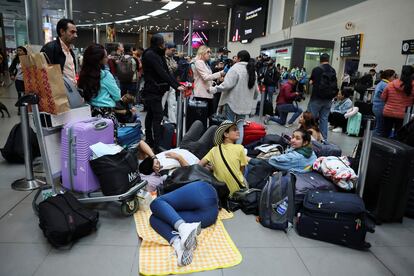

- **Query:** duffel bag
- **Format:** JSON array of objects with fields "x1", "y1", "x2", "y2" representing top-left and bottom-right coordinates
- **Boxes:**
[
  {"x1": 38, "y1": 193, "x2": 99, "y2": 247},
  {"x1": 242, "y1": 121, "x2": 266, "y2": 145},
  {"x1": 117, "y1": 124, "x2": 142, "y2": 148},
  {"x1": 90, "y1": 148, "x2": 141, "y2": 196},
  {"x1": 312, "y1": 140, "x2": 342, "y2": 157}
]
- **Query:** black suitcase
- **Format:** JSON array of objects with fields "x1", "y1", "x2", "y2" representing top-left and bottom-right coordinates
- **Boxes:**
[
  {"x1": 186, "y1": 100, "x2": 208, "y2": 130},
  {"x1": 209, "y1": 113, "x2": 226, "y2": 127},
  {"x1": 355, "y1": 101, "x2": 373, "y2": 116},
  {"x1": 296, "y1": 190, "x2": 373, "y2": 249},
  {"x1": 361, "y1": 137, "x2": 414, "y2": 223},
  {"x1": 159, "y1": 123, "x2": 175, "y2": 150},
  {"x1": 352, "y1": 136, "x2": 414, "y2": 222},
  {"x1": 38, "y1": 193, "x2": 99, "y2": 247}
]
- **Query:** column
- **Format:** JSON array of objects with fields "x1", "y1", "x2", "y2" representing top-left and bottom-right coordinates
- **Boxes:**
[
  {"x1": 142, "y1": 26, "x2": 148, "y2": 48},
  {"x1": 24, "y1": 0, "x2": 43, "y2": 45},
  {"x1": 187, "y1": 19, "x2": 193, "y2": 57},
  {"x1": 64, "y1": 0, "x2": 73, "y2": 19},
  {"x1": 95, "y1": 25, "x2": 100, "y2": 44}
]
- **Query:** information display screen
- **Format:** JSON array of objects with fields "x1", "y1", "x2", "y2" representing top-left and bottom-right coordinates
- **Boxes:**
[
  {"x1": 340, "y1": 34, "x2": 363, "y2": 57},
  {"x1": 230, "y1": 0, "x2": 268, "y2": 43}
]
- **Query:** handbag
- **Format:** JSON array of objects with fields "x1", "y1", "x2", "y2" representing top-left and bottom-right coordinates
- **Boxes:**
[{"x1": 219, "y1": 145, "x2": 261, "y2": 215}]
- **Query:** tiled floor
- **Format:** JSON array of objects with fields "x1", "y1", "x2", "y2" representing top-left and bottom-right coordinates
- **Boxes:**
[{"x1": 1, "y1": 85, "x2": 414, "y2": 276}]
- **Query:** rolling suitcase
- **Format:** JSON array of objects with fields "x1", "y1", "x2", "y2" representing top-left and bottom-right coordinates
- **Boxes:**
[
  {"x1": 346, "y1": 112, "x2": 362, "y2": 136},
  {"x1": 186, "y1": 100, "x2": 208, "y2": 130},
  {"x1": 242, "y1": 121, "x2": 266, "y2": 145},
  {"x1": 292, "y1": 118, "x2": 375, "y2": 249},
  {"x1": 61, "y1": 118, "x2": 114, "y2": 192}
]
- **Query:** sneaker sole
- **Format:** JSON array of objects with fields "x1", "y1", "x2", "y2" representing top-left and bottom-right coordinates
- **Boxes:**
[
  {"x1": 178, "y1": 247, "x2": 194, "y2": 266},
  {"x1": 183, "y1": 228, "x2": 197, "y2": 250}
]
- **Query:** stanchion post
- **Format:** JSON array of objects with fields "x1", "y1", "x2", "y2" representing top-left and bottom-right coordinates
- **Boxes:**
[
  {"x1": 357, "y1": 117, "x2": 373, "y2": 197},
  {"x1": 176, "y1": 90, "x2": 183, "y2": 146},
  {"x1": 259, "y1": 85, "x2": 265, "y2": 121}
]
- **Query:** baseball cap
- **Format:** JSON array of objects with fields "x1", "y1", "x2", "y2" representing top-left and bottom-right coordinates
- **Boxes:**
[
  {"x1": 218, "y1": 47, "x2": 231, "y2": 53},
  {"x1": 165, "y1": 42, "x2": 176, "y2": 49}
]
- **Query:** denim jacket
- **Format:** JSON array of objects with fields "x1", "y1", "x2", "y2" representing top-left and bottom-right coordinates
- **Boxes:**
[
  {"x1": 330, "y1": 98, "x2": 352, "y2": 114},
  {"x1": 268, "y1": 147, "x2": 317, "y2": 173}
]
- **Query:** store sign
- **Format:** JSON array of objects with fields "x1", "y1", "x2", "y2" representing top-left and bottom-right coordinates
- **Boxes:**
[
  {"x1": 363, "y1": 63, "x2": 377, "y2": 68},
  {"x1": 276, "y1": 48, "x2": 288, "y2": 53},
  {"x1": 340, "y1": 34, "x2": 363, "y2": 57},
  {"x1": 402, "y1": 39, "x2": 414, "y2": 55}
]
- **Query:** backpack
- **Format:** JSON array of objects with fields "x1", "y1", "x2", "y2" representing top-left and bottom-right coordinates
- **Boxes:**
[
  {"x1": 264, "y1": 68, "x2": 280, "y2": 86},
  {"x1": 177, "y1": 60, "x2": 194, "y2": 83},
  {"x1": 1, "y1": 123, "x2": 40, "y2": 163},
  {"x1": 258, "y1": 172, "x2": 289, "y2": 231},
  {"x1": 38, "y1": 192, "x2": 99, "y2": 247},
  {"x1": 115, "y1": 56, "x2": 134, "y2": 83},
  {"x1": 317, "y1": 65, "x2": 338, "y2": 99}
]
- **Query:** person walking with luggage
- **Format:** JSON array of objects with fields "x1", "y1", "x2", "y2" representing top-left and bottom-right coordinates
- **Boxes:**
[
  {"x1": 78, "y1": 44, "x2": 121, "y2": 129},
  {"x1": 141, "y1": 34, "x2": 185, "y2": 153},
  {"x1": 9, "y1": 46, "x2": 27, "y2": 104},
  {"x1": 193, "y1": 46, "x2": 225, "y2": 117},
  {"x1": 328, "y1": 87, "x2": 353, "y2": 133},
  {"x1": 41, "y1": 18, "x2": 77, "y2": 86},
  {"x1": 209, "y1": 50, "x2": 258, "y2": 144},
  {"x1": 268, "y1": 128, "x2": 317, "y2": 173},
  {"x1": 307, "y1": 53, "x2": 338, "y2": 141},
  {"x1": 264, "y1": 75, "x2": 303, "y2": 127},
  {"x1": 149, "y1": 181, "x2": 219, "y2": 266},
  {"x1": 381, "y1": 65, "x2": 414, "y2": 138},
  {"x1": 372, "y1": 69, "x2": 396, "y2": 136}
]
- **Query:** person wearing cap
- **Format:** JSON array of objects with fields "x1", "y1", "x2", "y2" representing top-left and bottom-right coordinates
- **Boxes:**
[
  {"x1": 142, "y1": 34, "x2": 185, "y2": 153},
  {"x1": 265, "y1": 74, "x2": 303, "y2": 127},
  {"x1": 199, "y1": 120, "x2": 249, "y2": 196},
  {"x1": 193, "y1": 45, "x2": 225, "y2": 117}
]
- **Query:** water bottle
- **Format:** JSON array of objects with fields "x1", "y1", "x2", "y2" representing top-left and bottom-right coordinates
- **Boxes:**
[{"x1": 275, "y1": 197, "x2": 288, "y2": 216}]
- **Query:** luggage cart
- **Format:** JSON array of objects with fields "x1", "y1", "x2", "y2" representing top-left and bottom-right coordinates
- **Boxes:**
[{"x1": 22, "y1": 94, "x2": 147, "y2": 216}]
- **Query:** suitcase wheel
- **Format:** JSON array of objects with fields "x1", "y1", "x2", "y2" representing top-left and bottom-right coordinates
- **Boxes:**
[{"x1": 121, "y1": 197, "x2": 139, "y2": 216}]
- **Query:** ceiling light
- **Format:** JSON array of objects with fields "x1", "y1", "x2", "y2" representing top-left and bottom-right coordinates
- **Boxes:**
[
  {"x1": 88, "y1": 11, "x2": 97, "y2": 14},
  {"x1": 148, "y1": 10, "x2": 168, "y2": 16},
  {"x1": 217, "y1": 4, "x2": 226, "y2": 7},
  {"x1": 187, "y1": 1, "x2": 196, "y2": 4},
  {"x1": 162, "y1": 1, "x2": 183, "y2": 10},
  {"x1": 115, "y1": 19, "x2": 133, "y2": 24},
  {"x1": 132, "y1": 15, "x2": 150, "y2": 21},
  {"x1": 203, "y1": 2, "x2": 212, "y2": 5}
]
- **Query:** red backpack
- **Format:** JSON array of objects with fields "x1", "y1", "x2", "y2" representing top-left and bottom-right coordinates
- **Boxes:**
[{"x1": 242, "y1": 121, "x2": 266, "y2": 145}]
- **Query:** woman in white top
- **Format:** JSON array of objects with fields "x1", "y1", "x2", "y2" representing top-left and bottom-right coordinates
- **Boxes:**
[
  {"x1": 209, "y1": 50, "x2": 258, "y2": 144},
  {"x1": 193, "y1": 46, "x2": 225, "y2": 117}
]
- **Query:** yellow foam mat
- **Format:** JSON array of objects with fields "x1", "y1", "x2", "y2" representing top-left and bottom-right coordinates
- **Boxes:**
[{"x1": 134, "y1": 209, "x2": 242, "y2": 275}]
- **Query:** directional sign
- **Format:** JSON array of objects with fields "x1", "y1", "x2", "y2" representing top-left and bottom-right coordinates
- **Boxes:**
[{"x1": 340, "y1": 34, "x2": 363, "y2": 57}]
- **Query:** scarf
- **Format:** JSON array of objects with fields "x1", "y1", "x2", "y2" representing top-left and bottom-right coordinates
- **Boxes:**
[{"x1": 295, "y1": 145, "x2": 313, "y2": 158}]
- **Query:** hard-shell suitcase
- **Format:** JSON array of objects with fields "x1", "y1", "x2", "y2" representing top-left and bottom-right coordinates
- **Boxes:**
[
  {"x1": 61, "y1": 118, "x2": 114, "y2": 192},
  {"x1": 361, "y1": 137, "x2": 414, "y2": 223},
  {"x1": 242, "y1": 121, "x2": 266, "y2": 145},
  {"x1": 159, "y1": 123, "x2": 176, "y2": 150},
  {"x1": 186, "y1": 100, "x2": 208, "y2": 130},
  {"x1": 296, "y1": 190, "x2": 373, "y2": 249},
  {"x1": 347, "y1": 112, "x2": 362, "y2": 136}
]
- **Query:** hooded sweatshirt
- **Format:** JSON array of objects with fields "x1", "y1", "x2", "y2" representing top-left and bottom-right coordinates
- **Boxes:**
[
  {"x1": 268, "y1": 146, "x2": 316, "y2": 173},
  {"x1": 381, "y1": 79, "x2": 414, "y2": 119}
]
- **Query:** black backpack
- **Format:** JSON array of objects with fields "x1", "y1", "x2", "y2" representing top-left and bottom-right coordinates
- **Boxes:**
[
  {"x1": 317, "y1": 65, "x2": 338, "y2": 99},
  {"x1": 115, "y1": 56, "x2": 135, "y2": 83},
  {"x1": 38, "y1": 193, "x2": 99, "y2": 247},
  {"x1": 1, "y1": 123, "x2": 40, "y2": 163}
]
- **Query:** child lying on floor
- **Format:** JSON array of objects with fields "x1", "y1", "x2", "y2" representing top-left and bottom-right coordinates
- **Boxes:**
[{"x1": 267, "y1": 128, "x2": 317, "y2": 173}]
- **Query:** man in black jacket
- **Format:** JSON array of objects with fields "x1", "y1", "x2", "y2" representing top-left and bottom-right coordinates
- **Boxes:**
[
  {"x1": 41, "y1": 19, "x2": 77, "y2": 85},
  {"x1": 142, "y1": 34, "x2": 184, "y2": 152}
]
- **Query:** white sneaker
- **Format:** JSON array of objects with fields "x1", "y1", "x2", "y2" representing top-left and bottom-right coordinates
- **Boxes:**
[
  {"x1": 172, "y1": 238, "x2": 194, "y2": 267},
  {"x1": 328, "y1": 125, "x2": 335, "y2": 130},
  {"x1": 285, "y1": 123, "x2": 293, "y2": 128},
  {"x1": 332, "y1": 127, "x2": 343, "y2": 133},
  {"x1": 264, "y1": 115, "x2": 270, "y2": 125},
  {"x1": 178, "y1": 222, "x2": 201, "y2": 250}
]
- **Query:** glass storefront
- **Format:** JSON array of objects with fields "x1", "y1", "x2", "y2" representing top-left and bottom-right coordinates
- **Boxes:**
[
  {"x1": 303, "y1": 47, "x2": 333, "y2": 72},
  {"x1": 261, "y1": 46, "x2": 292, "y2": 68}
]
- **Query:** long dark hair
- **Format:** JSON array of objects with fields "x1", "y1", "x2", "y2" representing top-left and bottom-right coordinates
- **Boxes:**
[
  {"x1": 13, "y1": 46, "x2": 27, "y2": 64},
  {"x1": 78, "y1": 44, "x2": 106, "y2": 101},
  {"x1": 293, "y1": 128, "x2": 312, "y2": 146},
  {"x1": 237, "y1": 50, "x2": 256, "y2": 89},
  {"x1": 300, "y1": 111, "x2": 320, "y2": 132},
  {"x1": 400, "y1": 65, "x2": 414, "y2": 96}
]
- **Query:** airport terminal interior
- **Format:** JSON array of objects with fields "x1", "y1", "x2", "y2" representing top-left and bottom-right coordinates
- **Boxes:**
[{"x1": 1, "y1": 0, "x2": 414, "y2": 275}]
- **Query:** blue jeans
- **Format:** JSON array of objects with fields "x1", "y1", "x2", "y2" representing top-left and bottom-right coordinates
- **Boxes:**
[
  {"x1": 307, "y1": 98, "x2": 332, "y2": 140},
  {"x1": 223, "y1": 104, "x2": 246, "y2": 144},
  {"x1": 150, "y1": 181, "x2": 219, "y2": 243},
  {"x1": 266, "y1": 86, "x2": 277, "y2": 102},
  {"x1": 270, "y1": 103, "x2": 302, "y2": 125},
  {"x1": 372, "y1": 104, "x2": 384, "y2": 136}
]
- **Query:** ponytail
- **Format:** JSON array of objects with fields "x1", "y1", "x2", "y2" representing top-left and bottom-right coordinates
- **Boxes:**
[{"x1": 237, "y1": 50, "x2": 256, "y2": 89}]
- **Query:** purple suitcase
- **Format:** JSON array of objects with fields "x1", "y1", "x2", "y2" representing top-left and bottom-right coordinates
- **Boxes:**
[{"x1": 61, "y1": 118, "x2": 114, "y2": 192}]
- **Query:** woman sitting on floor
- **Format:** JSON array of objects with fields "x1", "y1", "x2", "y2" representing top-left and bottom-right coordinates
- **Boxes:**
[
  {"x1": 328, "y1": 87, "x2": 353, "y2": 133},
  {"x1": 149, "y1": 181, "x2": 219, "y2": 266},
  {"x1": 298, "y1": 111, "x2": 323, "y2": 142},
  {"x1": 268, "y1": 128, "x2": 317, "y2": 173}
]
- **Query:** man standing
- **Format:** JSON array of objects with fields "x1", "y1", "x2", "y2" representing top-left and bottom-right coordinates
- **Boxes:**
[
  {"x1": 307, "y1": 53, "x2": 338, "y2": 140},
  {"x1": 142, "y1": 34, "x2": 184, "y2": 152},
  {"x1": 163, "y1": 42, "x2": 178, "y2": 124},
  {"x1": 41, "y1": 19, "x2": 77, "y2": 85}
]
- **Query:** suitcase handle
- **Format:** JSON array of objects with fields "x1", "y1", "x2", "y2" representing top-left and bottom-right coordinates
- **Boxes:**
[{"x1": 94, "y1": 121, "x2": 108, "y2": 130}]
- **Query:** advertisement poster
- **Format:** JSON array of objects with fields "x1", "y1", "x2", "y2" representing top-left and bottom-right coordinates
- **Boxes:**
[{"x1": 106, "y1": 24, "x2": 116, "y2": 42}]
